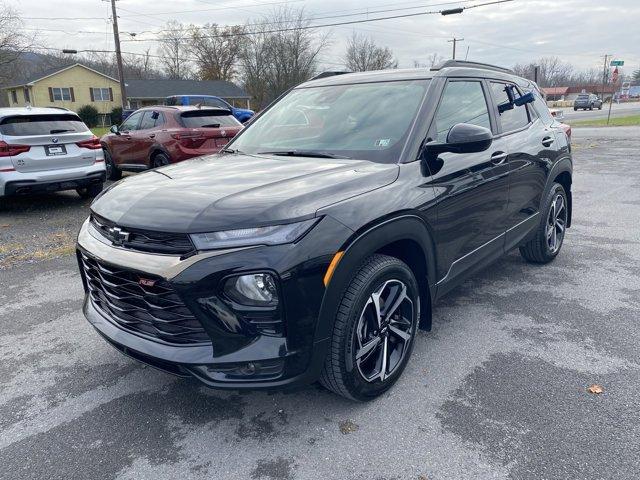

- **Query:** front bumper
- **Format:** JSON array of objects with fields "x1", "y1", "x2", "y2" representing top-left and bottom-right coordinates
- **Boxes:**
[{"x1": 76, "y1": 216, "x2": 351, "y2": 389}]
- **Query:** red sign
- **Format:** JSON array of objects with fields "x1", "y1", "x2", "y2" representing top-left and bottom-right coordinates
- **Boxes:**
[{"x1": 612, "y1": 67, "x2": 619, "y2": 84}]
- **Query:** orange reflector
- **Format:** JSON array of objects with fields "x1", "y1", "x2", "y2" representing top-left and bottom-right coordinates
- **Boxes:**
[{"x1": 323, "y1": 251, "x2": 344, "y2": 286}]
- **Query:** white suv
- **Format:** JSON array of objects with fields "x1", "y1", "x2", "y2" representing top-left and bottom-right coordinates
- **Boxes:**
[{"x1": 0, "y1": 107, "x2": 105, "y2": 198}]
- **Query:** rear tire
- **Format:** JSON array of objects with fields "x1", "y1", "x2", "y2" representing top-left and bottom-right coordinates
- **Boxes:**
[
  {"x1": 77, "y1": 182, "x2": 104, "y2": 199},
  {"x1": 519, "y1": 183, "x2": 568, "y2": 264},
  {"x1": 319, "y1": 254, "x2": 420, "y2": 401},
  {"x1": 152, "y1": 152, "x2": 171, "y2": 168},
  {"x1": 104, "y1": 149, "x2": 122, "y2": 181}
]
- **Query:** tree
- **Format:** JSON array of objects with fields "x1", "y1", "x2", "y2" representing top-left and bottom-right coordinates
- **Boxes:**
[
  {"x1": 344, "y1": 33, "x2": 397, "y2": 72},
  {"x1": 189, "y1": 23, "x2": 246, "y2": 81},
  {"x1": 240, "y1": 7, "x2": 329, "y2": 108},
  {"x1": 0, "y1": 3, "x2": 34, "y2": 82},
  {"x1": 157, "y1": 20, "x2": 191, "y2": 79},
  {"x1": 633, "y1": 69, "x2": 640, "y2": 83},
  {"x1": 413, "y1": 53, "x2": 445, "y2": 69},
  {"x1": 77, "y1": 105, "x2": 99, "y2": 128}
]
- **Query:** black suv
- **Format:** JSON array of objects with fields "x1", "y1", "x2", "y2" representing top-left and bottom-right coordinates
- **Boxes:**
[{"x1": 77, "y1": 61, "x2": 572, "y2": 401}]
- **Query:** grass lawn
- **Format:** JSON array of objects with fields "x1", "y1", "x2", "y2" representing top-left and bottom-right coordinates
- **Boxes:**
[
  {"x1": 571, "y1": 114, "x2": 640, "y2": 127},
  {"x1": 92, "y1": 126, "x2": 110, "y2": 137}
]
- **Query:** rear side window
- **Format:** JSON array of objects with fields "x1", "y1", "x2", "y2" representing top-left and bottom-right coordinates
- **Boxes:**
[
  {"x1": 0, "y1": 114, "x2": 88, "y2": 136},
  {"x1": 139, "y1": 111, "x2": 164, "y2": 130},
  {"x1": 490, "y1": 82, "x2": 530, "y2": 132},
  {"x1": 180, "y1": 110, "x2": 241, "y2": 128},
  {"x1": 531, "y1": 89, "x2": 555, "y2": 126},
  {"x1": 433, "y1": 81, "x2": 491, "y2": 142}
]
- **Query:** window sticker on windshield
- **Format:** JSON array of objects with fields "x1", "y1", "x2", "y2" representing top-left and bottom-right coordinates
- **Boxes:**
[{"x1": 375, "y1": 139, "x2": 391, "y2": 147}]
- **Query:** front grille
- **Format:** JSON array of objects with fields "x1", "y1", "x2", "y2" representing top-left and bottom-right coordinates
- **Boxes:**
[
  {"x1": 80, "y1": 252, "x2": 210, "y2": 345},
  {"x1": 90, "y1": 214, "x2": 194, "y2": 255}
]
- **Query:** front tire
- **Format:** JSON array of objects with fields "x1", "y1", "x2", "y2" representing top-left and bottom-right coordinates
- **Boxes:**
[
  {"x1": 319, "y1": 254, "x2": 420, "y2": 401},
  {"x1": 104, "y1": 149, "x2": 122, "y2": 181},
  {"x1": 519, "y1": 183, "x2": 568, "y2": 264}
]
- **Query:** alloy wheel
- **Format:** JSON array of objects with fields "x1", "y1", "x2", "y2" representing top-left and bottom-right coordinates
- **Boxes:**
[
  {"x1": 353, "y1": 279, "x2": 415, "y2": 383},
  {"x1": 547, "y1": 193, "x2": 567, "y2": 253}
]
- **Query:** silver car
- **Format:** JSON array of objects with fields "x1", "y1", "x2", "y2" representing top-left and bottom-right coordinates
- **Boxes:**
[{"x1": 0, "y1": 107, "x2": 105, "y2": 198}]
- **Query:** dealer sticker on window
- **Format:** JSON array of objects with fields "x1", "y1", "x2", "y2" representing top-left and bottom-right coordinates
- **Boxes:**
[{"x1": 375, "y1": 139, "x2": 391, "y2": 147}]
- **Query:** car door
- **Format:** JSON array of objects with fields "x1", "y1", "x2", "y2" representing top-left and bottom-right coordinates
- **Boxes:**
[
  {"x1": 111, "y1": 111, "x2": 143, "y2": 163},
  {"x1": 487, "y1": 81, "x2": 557, "y2": 250},
  {"x1": 132, "y1": 110, "x2": 162, "y2": 166},
  {"x1": 423, "y1": 79, "x2": 510, "y2": 290}
]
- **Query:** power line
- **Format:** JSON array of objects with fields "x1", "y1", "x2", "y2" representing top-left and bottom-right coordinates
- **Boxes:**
[{"x1": 119, "y1": 0, "x2": 516, "y2": 43}]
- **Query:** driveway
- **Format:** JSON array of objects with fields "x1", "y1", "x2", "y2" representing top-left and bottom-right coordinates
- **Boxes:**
[{"x1": 1, "y1": 127, "x2": 639, "y2": 480}]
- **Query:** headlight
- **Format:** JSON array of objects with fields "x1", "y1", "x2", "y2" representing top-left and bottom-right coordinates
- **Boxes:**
[
  {"x1": 224, "y1": 273, "x2": 278, "y2": 306},
  {"x1": 190, "y1": 218, "x2": 319, "y2": 250}
]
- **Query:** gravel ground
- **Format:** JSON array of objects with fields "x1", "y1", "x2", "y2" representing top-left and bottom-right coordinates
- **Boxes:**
[{"x1": 1, "y1": 127, "x2": 639, "y2": 480}]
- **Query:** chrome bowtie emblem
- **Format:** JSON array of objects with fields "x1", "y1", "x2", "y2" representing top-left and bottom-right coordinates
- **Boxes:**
[
  {"x1": 108, "y1": 226, "x2": 130, "y2": 245},
  {"x1": 51, "y1": 137, "x2": 59, "y2": 143}
]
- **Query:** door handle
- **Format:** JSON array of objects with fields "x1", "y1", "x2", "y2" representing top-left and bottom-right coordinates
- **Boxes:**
[
  {"x1": 125, "y1": 136, "x2": 132, "y2": 140},
  {"x1": 542, "y1": 136, "x2": 554, "y2": 147},
  {"x1": 148, "y1": 134, "x2": 155, "y2": 139},
  {"x1": 490, "y1": 151, "x2": 508, "y2": 165}
]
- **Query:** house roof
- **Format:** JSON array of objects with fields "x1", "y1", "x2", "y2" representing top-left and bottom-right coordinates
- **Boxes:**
[
  {"x1": 124, "y1": 79, "x2": 250, "y2": 99},
  {"x1": 542, "y1": 87, "x2": 569, "y2": 96},
  {"x1": 2, "y1": 63, "x2": 119, "y2": 89}
]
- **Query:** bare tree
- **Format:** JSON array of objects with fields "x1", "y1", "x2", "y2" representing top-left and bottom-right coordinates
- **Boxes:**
[
  {"x1": 344, "y1": 32, "x2": 397, "y2": 72},
  {"x1": 240, "y1": 7, "x2": 330, "y2": 108},
  {"x1": 0, "y1": 3, "x2": 35, "y2": 81},
  {"x1": 413, "y1": 53, "x2": 445, "y2": 69},
  {"x1": 157, "y1": 20, "x2": 191, "y2": 79},
  {"x1": 189, "y1": 23, "x2": 246, "y2": 81}
]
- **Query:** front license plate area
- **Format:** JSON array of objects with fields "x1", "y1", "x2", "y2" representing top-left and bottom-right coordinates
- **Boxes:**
[{"x1": 45, "y1": 145, "x2": 67, "y2": 156}]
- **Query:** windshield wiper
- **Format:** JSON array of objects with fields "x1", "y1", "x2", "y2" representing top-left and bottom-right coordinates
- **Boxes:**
[
  {"x1": 257, "y1": 150, "x2": 350, "y2": 159},
  {"x1": 50, "y1": 129, "x2": 74, "y2": 134},
  {"x1": 221, "y1": 147, "x2": 243, "y2": 154},
  {"x1": 200, "y1": 123, "x2": 221, "y2": 128}
]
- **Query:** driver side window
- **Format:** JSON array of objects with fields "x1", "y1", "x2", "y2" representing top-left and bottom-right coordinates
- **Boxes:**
[
  {"x1": 434, "y1": 81, "x2": 491, "y2": 142},
  {"x1": 120, "y1": 111, "x2": 142, "y2": 132}
]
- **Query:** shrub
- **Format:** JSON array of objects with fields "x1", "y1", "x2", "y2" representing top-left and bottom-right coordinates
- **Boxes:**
[
  {"x1": 77, "y1": 105, "x2": 100, "y2": 128},
  {"x1": 110, "y1": 106, "x2": 122, "y2": 125}
]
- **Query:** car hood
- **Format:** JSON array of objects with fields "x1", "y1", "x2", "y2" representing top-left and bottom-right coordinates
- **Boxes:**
[{"x1": 91, "y1": 153, "x2": 399, "y2": 233}]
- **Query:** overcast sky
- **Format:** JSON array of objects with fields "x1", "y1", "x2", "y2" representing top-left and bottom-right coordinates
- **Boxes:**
[{"x1": 15, "y1": 0, "x2": 640, "y2": 74}]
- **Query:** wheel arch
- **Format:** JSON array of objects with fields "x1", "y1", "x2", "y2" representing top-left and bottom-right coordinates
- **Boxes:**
[
  {"x1": 316, "y1": 214, "x2": 437, "y2": 343},
  {"x1": 548, "y1": 157, "x2": 573, "y2": 227},
  {"x1": 148, "y1": 145, "x2": 171, "y2": 166}
]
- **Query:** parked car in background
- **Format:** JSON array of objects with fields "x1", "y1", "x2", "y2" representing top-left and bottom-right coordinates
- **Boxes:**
[
  {"x1": 0, "y1": 107, "x2": 105, "y2": 198},
  {"x1": 78, "y1": 61, "x2": 573, "y2": 401},
  {"x1": 166, "y1": 95, "x2": 255, "y2": 123},
  {"x1": 101, "y1": 105, "x2": 243, "y2": 180},
  {"x1": 573, "y1": 93, "x2": 602, "y2": 111}
]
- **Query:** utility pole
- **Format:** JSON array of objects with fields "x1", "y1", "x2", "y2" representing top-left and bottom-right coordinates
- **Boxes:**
[
  {"x1": 533, "y1": 65, "x2": 539, "y2": 84},
  {"x1": 448, "y1": 38, "x2": 464, "y2": 60},
  {"x1": 601, "y1": 54, "x2": 611, "y2": 100},
  {"x1": 109, "y1": 0, "x2": 127, "y2": 110}
]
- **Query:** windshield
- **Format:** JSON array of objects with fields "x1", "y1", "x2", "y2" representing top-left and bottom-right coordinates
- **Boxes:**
[
  {"x1": 230, "y1": 79, "x2": 430, "y2": 162},
  {"x1": 0, "y1": 114, "x2": 88, "y2": 136}
]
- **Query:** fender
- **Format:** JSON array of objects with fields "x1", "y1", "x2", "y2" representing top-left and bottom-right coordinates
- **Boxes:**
[
  {"x1": 314, "y1": 214, "x2": 438, "y2": 344},
  {"x1": 545, "y1": 155, "x2": 573, "y2": 226}
]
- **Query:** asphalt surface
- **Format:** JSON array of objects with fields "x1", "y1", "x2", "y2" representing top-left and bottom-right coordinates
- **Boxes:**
[
  {"x1": 1, "y1": 127, "x2": 640, "y2": 480},
  {"x1": 560, "y1": 101, "x2": 640, "y2": 122}
]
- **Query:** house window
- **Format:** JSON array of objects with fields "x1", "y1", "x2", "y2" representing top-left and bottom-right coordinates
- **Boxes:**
[
  {"x1": 52, "y1": 87, "x2": 72, "y2": 101},
  {"x1": 11, "y1": 90, "x2": 17, "y2": 103},
  {"x1": 91, "y1": 87, "x2": 111, "y2": 101}
]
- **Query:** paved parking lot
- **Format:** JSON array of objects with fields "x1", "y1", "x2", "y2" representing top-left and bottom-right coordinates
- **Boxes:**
[{"x1": 1, "y1": 127, "x2": 639, "y2": 480}]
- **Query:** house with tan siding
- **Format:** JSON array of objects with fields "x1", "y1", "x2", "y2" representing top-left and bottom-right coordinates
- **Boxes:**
[{"x1": 2, "y1": 63, "x2": 121, "y2": 121}]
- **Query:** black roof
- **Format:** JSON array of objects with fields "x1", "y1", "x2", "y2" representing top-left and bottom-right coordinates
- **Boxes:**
[{"x1": 124, "y1": 79, "x2": 250, "y2": 99}]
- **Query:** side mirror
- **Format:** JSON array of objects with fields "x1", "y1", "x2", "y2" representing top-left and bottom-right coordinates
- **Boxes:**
[
  {"x1": 424, "y1": 123, "x2": 493, "y2": 155},
  {"x1": 109, "y1": 125, "x2": 120, "y2": 135}
]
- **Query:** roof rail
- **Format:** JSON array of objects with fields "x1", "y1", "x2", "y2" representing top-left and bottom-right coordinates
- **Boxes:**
[
  {"x1": 49, "y1": 106, "x2": 71, "y2": 111},
  {"x1": 309, "y1": 71, "x2": 351, "y2": 81},
  {"x1": 431, "y1": 60, "x2": 513, "y2": 74}
]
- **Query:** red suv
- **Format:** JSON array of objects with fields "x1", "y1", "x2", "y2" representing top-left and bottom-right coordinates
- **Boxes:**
[{"x1": 100, "y1": 106, "x2": 243, "y2": 180}]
